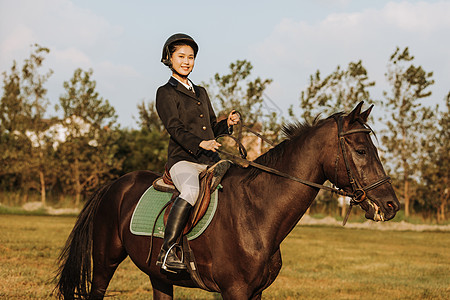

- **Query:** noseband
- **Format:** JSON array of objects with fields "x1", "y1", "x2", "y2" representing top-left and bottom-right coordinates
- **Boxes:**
[
  {"x1": 216, "y1": 113, "x2": 391, "y2": 225},
  {"x1": 334, "y1": 115, "x2": 391, "y2": 224}
]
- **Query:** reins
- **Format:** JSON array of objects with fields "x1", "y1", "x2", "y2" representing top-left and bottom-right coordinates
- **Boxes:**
[
  {"x1": 216, "y1": 113, "x2": 354, "y2": 197},
  {"x1": 216, "y1": 144, "x2": 352, "y2": 197},
  {"x1": 217, "y1": 112, "x2": 391, "y2": 225}
]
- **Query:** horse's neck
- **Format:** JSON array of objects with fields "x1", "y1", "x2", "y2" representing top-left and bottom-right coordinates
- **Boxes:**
[{"x1": 240, "y1": 133, "x2": 327, "y2": 248}]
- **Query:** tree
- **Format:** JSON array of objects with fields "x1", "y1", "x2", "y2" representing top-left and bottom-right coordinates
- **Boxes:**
[
  {"x1": 136, "y1": 100, "x2": 165, "y2": 133},
  {"x1": 205, "y1": 60, "x2": 282, "y2": 156},
  {"x1": 417, "y1": 94, "x2": 449, "y2": 222},
  {"x1": 382, "y1": 47, "x2": 435, "y2": 217},
  {"x1": 206, "y1": 60, "x2": 273, "y2": 125},
  {"x1": 57, "y1": 68, "x2": 120, "y2": 206},
  {"x1": 299, "y1": 60, "x2": 375, "y2": 123},
  {"x1": 0, "y1": 45, "x2": 54, "y2": 205},
  {"x1": 0, "y1": 61, "x2": 26, "y2": 186},
  {"x1": 21, "y1": 45, "x2": 54, "y2": 206},
  {"x1": 115, "y1": 100, "x2": 169, "y2": 175}
]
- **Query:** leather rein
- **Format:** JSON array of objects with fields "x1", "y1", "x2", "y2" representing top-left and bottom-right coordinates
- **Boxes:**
[{"x1": 216, "y1": 113, "x2": 391, "y2": 225}]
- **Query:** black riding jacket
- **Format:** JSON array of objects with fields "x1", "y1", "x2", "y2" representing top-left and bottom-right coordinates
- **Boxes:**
[{"x1": 156, "y1": 77, "x2": 230, "y2": 170}]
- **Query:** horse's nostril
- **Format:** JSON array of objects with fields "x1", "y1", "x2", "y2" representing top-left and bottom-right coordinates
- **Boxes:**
[{"x1": 386, "y1": 201, "x2": 398, "y2": 211}]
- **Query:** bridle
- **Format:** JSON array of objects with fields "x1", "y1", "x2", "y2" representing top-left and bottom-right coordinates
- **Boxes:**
[
  {"x1": 216, "y1": 112, "x2": 391, "y2": 225},
  {"x1": 333, "y1": 114, "x2": 391, "y2": 224}
]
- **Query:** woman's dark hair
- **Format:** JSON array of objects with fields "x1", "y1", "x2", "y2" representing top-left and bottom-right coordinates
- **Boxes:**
[{"x1": 168, "y1": 41, "x2": 195, "y2": 58}]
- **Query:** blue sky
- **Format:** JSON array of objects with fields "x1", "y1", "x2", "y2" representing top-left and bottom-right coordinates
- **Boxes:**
[{"x1": 1, "y1": 0, "x2": 449, "y2": 128}]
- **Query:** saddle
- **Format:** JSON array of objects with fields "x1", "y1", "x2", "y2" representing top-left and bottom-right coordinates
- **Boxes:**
[{"x1": 152, "y1": 160, "x2": 231, "y2": 235}]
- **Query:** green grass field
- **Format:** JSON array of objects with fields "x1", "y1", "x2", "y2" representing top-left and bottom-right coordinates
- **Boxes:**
[{"x1": 0, "y1": 215, "x2": 449, "y2": 299}]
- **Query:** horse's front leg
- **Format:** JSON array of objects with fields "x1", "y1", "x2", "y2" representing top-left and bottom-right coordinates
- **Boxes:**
[
  {"x1": 218, "y1": 277, "x2": 263, "y2": 300},
  {"x1": 220, "y1": 249, "x2": 282, "y2": 300}
]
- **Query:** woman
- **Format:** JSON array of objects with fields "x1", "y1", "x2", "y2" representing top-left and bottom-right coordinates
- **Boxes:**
[{"x1": 155, "y1": 33, "x2": 239, "y2": 272}]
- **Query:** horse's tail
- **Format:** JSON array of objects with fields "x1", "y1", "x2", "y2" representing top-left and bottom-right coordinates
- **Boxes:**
[{"x1": 54, "y1": 182, "x2": 112, "y2": 300}]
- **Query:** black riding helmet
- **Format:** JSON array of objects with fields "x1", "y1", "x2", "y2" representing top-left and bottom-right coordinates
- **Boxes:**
[{"x1": 161, "y1": 33, "x2": 199, "y2": 67}]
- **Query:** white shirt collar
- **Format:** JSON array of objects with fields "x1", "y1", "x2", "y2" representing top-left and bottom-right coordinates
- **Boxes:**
[{"x1": 171, "y1": 76, "x2": 194, "y2": 92}]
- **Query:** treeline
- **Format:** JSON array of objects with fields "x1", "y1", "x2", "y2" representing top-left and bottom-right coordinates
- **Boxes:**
[{"x1": 0, "y1": 45, "x2": 448, "y2": 222}]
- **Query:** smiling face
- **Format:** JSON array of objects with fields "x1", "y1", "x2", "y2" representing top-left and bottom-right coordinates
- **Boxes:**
[{"x1": 170, "y1": 44, "x2": 195, "y2": 80}]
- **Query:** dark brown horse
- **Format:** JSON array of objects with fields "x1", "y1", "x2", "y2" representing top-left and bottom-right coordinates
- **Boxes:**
[{"x1": 55, "y1": 102, "x2": 399, "y2": 299}]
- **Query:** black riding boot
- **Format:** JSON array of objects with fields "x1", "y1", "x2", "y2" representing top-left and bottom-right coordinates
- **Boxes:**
[{"x1": 156, "y1": 197, "x2": 192, "y2": 272}]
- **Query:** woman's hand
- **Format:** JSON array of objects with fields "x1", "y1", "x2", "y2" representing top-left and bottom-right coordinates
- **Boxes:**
[
  {"x1": 227, "y1": 110, "x2": 240, "y2": 127},
  {"x1": 199, "y1": 140, "x2": 222, "y2": 152}
]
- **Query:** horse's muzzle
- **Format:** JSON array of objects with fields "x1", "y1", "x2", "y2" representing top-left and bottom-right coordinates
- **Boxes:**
[{"x1": 362, "y1": 196, "x2": 399, "y2": 222}]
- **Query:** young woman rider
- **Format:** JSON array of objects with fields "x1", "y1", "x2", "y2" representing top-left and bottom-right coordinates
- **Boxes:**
[{"x1": 155, "y1": 33, "x2": 239, "y2": 272}]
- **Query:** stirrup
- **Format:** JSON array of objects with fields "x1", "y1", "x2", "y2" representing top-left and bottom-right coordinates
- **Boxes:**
[{"x1": 159, "y1": 244, "x2": 185, "y2": 273}]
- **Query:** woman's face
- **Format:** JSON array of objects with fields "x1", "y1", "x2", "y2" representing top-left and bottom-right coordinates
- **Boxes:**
[{"x1": 171, "y1": 45, "x2": 195, "y2": 77}]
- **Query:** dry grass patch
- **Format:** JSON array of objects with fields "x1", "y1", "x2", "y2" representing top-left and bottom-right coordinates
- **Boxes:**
[{"x1": 0, "y1": 215, "x2": 449, "y2": 299}]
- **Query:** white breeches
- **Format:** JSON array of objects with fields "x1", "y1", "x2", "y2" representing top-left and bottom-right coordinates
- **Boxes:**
[{"x1": 169, "y1": 161, "x2": 208, "y2": 206}]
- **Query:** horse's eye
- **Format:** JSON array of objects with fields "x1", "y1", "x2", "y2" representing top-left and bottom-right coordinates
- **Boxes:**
[{"x1": 356, "y1": 149, "x2": 366, "y2": 155}]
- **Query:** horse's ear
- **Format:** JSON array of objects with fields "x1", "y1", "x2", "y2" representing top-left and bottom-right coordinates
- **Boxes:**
[
  {"x1": 348, "y1": 101, "x2": 364, "y2": 123},
  {"x1": 360, "y1": 104, "x2": 374, "y2": 123}
]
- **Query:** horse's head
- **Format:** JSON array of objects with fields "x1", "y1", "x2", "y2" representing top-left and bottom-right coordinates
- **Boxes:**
[{"x1": 324, "y1": 102, "x2": 400, "y2": 221}]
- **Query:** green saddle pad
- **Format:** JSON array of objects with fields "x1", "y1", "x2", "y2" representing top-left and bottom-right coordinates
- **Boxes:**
[{"x1": 130, "y1": 186, "x2": 218, "y2": 240}]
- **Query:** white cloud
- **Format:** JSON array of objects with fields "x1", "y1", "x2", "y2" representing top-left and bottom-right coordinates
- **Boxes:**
[
  {"x1": 1, "y1": 0, "x2": 448, "y2": 128},
  {"x1": 0, "y1": 0, "x2": 122, "y2": 49},
  {"x1": 0, "y1": 0, "x2": 124, "y2": 71},
  {"x1": 52, "y1": 47, "x2": 91, "y2": 67},
  {"x1": 251, "y1": 1, "x2": 450, "y2": 112},
  {"x1": 382, "y1": 1, "x2": 450, "y2": 33},
  {"x1": 97, "y1": 61, "x2": 140, "y2": 78},
  {"x1": 257, "y1": 1, "x2": 450, "y2": 63},
  {"x1": 316, "y1": 0, "x2": 353, "y2": 8},
  {"x1": 0, "y1": 25, "x2": 36, "y2": 63},
  {"x1": 94, "y1": 60, "x2": 141, "y2": 94},
  {"x1": 0, "y1": 0, "x2": 140, "y2": 126}
]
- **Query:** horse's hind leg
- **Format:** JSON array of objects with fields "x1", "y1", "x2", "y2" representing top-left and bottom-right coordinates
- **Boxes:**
[
  {"x1": 150, "y1": 277, "x2": 173, "y2": 300},
  {"x1": 89, "y1": 227, "x2": 128, "y2": 299},
  {"x1": 90, "y1": 254, "x2": 127, "y2": 299}
]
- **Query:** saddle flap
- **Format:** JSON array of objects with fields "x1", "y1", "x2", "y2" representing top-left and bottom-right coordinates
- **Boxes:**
[
  {"x1": 158, "y1": 160, "x2": 231, "y2": 235},
  {"x1": 164, "y1": 171, "x2": 214, "y2": 235}
]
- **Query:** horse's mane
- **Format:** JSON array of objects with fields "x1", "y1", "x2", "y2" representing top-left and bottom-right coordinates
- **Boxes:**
[{"x1": 241, "y1": 112, "x2": 343, "y2": 183}]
